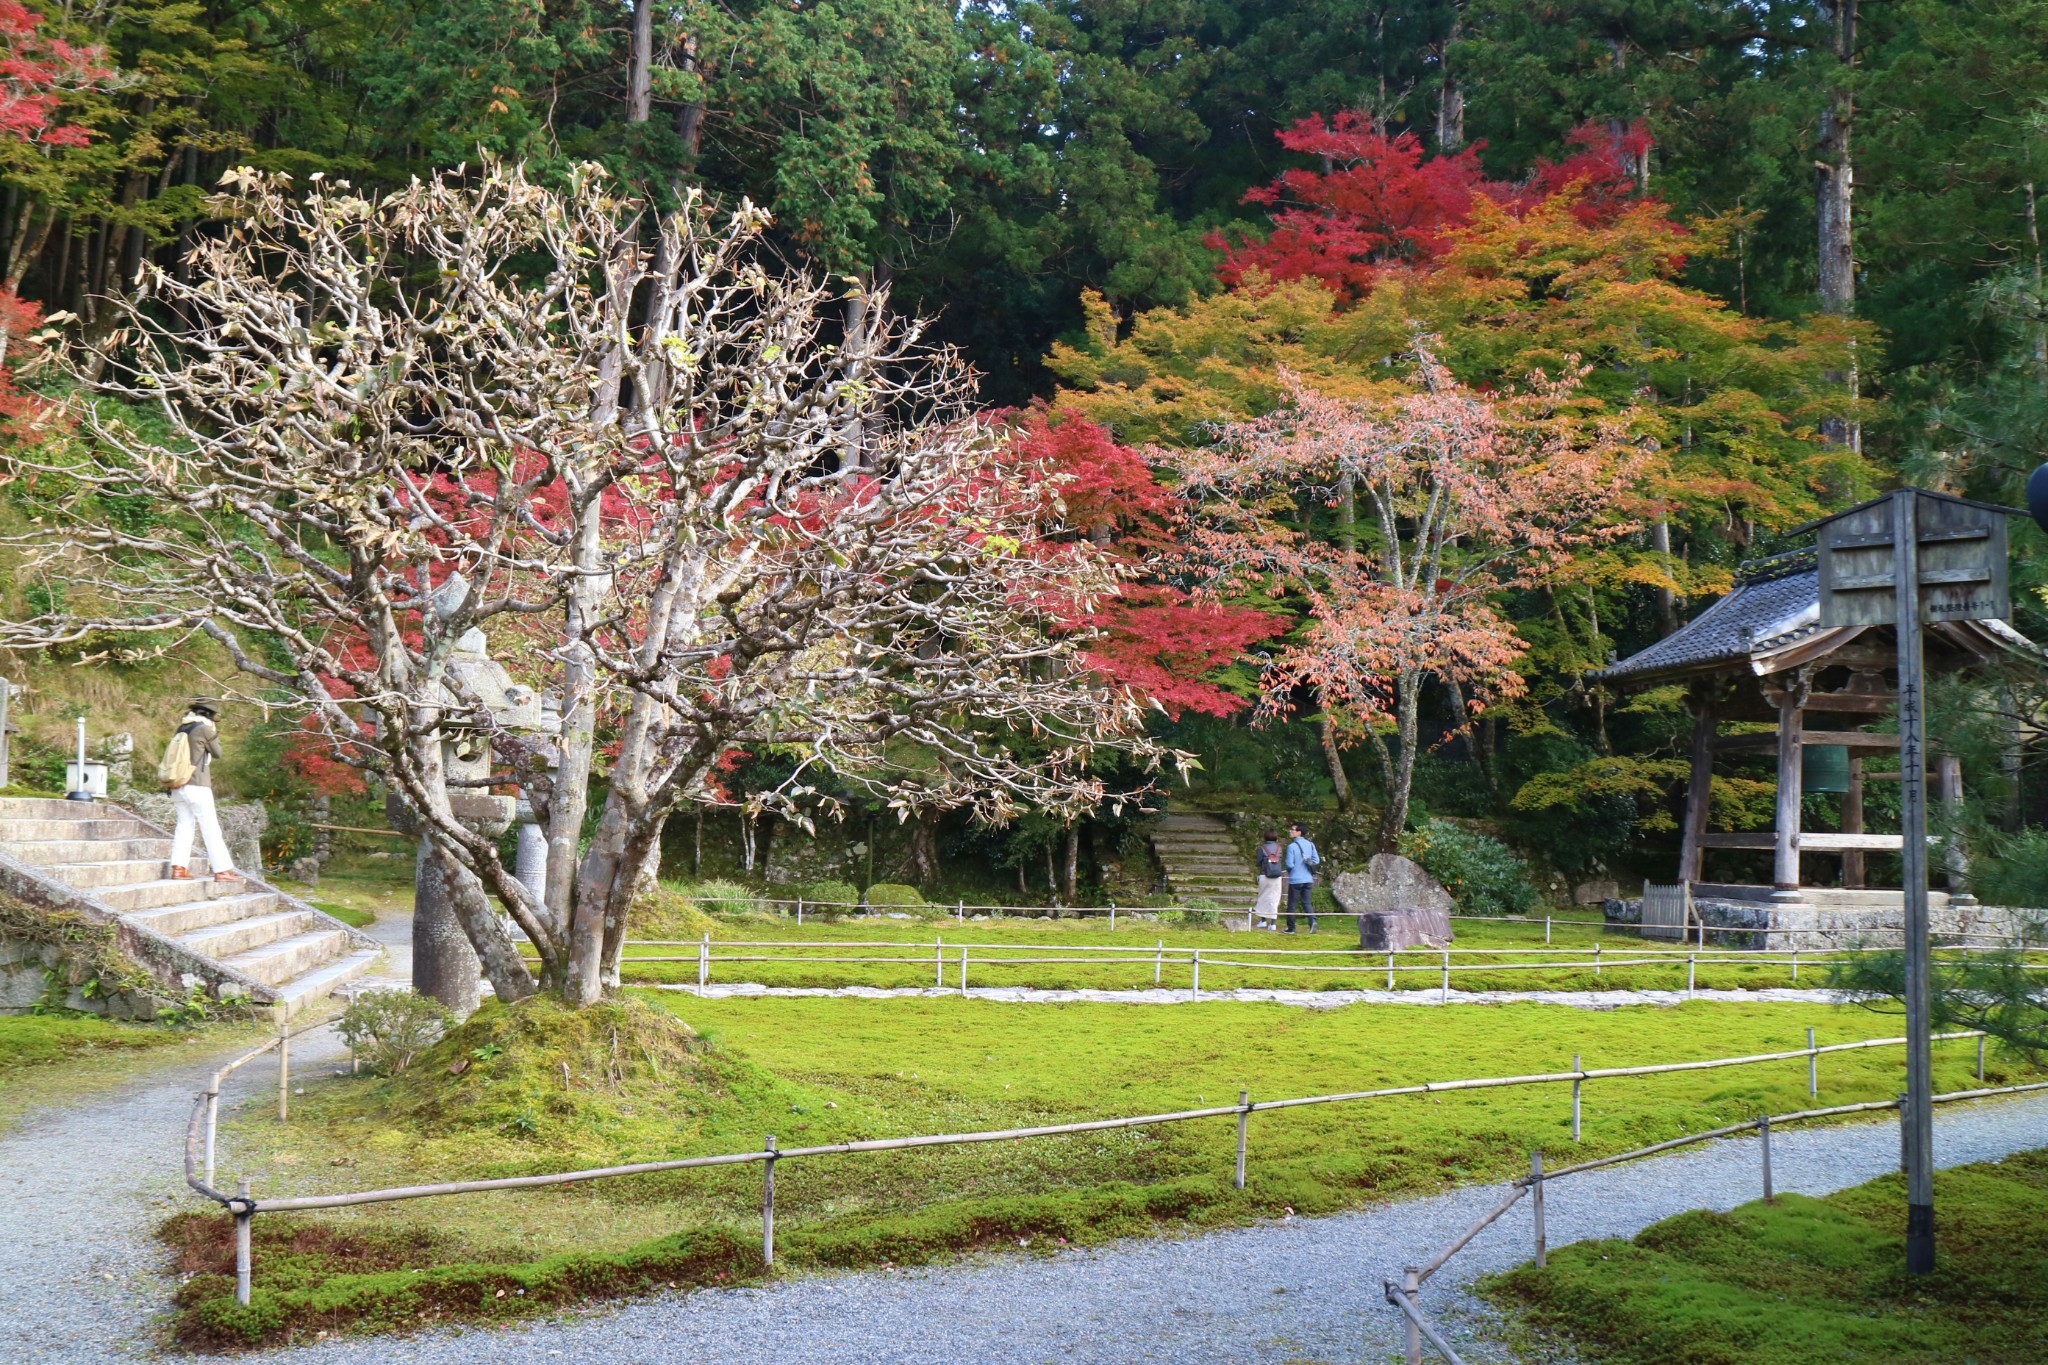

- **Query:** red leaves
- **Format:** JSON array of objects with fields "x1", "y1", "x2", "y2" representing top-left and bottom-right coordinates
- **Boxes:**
[
  {"x1": 0, "y1": 2, "x2": 113, "y2": 149},
  {"x1": 1216, "y1": 113, "x2": 1662, "y2": 302}
]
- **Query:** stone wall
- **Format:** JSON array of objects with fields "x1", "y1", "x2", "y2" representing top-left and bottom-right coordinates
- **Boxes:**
[{"x1": 1604, "y1": 895, "x2": 2036, "y2": 951}]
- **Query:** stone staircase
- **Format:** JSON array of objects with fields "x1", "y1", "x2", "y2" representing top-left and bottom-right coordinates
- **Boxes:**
[
  {"x1": 0, "y1": 795, "x2": 379, "y2": 1015},
  {"x1": 1150, "y1": 812, "x2": 1255, "y2": 907}
]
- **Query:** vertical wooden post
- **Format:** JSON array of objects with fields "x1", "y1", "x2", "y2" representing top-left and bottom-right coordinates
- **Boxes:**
[
  {"x1": 1402, "y1": 1266, "x2": 1422, "y2": 1365},
  {"x1": 1774, "y1": 688, "x2": 1805, "y2": 894},
  {"x1": 1594, "y1": 941, "x2": 1601, "y2": 977},
  {"x1": 762, "y1": 1136, "x2": 777, "y2": 1267},
  {"x1": 1234, "y1": 1090, "x2": 1249, "y2": 1189},
  {"x1": 1545, "y1": 914, "x2": 1552, "y2": 945},
  {"x1": 698, "y1": 933, "x2": 709, "y2": 995},
  {"x1": 934, "y1": 936, "x2": 943, "y2": 988},
  {"x1": 796, "y1": 898, "x2": 803, "y2": 926},
  {"x1": 1154, "y1": 939, "x2": 1163, "y2": 986},
  {"x1": 234, "y1": 1178, "x2": 253, "y2": 1306},
  {"x1": 1760, "y1": 1115, "x2": 1774, "y2": 1202},
  {"x1": 1440, "y1": 949, "x2": 1450, "y2": 1003},
  {"x1": 959, "y1": 946, "x2": 968, "y2": 995},
  {"x1": 1191, "y1": 949, "x2": 1201, "y2": 999},
  {"x1": 1894, "y1": 492, "x2": 1935, "y2": 1276},
  {"x1": 1687, "y1": 952, "x2": 1696, "y2": 996},
  {"x1": 1977, "y1": 1034, "x2": 1985, "y2": 1082},
  {"x1": 204, "y1": 1092, "x2": 218, "y2": 1186},
  {"x1": 1843, "y1": 757, "x2": 1867, "y2": 888},
  {"x1": 1808, "y1": 1027, "x2": 1819, "y2": 1098},
  {"x1": 1679, "y1": 689, "x2": 1716, "y2": 882},
  {"x1": 1386, "y1": 952, "x2": 1394, "y2": 991},
  {"x1": 1531, "y1": 1152, "x2": 1547, "y2": 1267},
  {"x1": 276, "y1": 1019, "x2": 289, "y2": 1123},
  {"x1": 1108, "y1": 903, "x2": 1115, "y2": 931},
  {"x1": 957, "y1": 898, "x2": 965, "y2": 922},
  {"x1": 1571, "y1": 1055, "x2": 1582, "y2": 1141}
]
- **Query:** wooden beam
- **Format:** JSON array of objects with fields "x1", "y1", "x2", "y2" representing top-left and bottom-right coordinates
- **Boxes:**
[
  {"x1": 1716, "y1": 729, "x2": 1912, "y2": 751},
  {"x1": 1800, "y1": 691, "x2": 1898, "y2": 714},
  {"x1": 1774, "y1": 689, "x2": 1803, "y2": 891},
  {"x1": 1843, "y1": 756, "x2": 1865, "y2": 887},
  {"x1": 1698, "y1": 831, "x2": 1923, "y2": 852}
]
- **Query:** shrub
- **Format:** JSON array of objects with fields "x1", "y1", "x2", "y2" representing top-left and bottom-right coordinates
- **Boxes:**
[
  {"x1": 1398, "y1": 820, "x2": 1538, "y2": 917},
  {"x1": 671, "y1": 879, "x2": 760, "y2": 917},
  {"x1": 797, "y1": 879, "x2": 860, "y2": 910},
  {"x1": 864, "y1": 882, "x2": 940, "y2": 916},
  {"x1": 334, "y1": 991, "x2": 454, "y2": 1074}
]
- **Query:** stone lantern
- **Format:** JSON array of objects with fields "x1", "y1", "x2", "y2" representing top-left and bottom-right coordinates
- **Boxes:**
[{"x1": 386, "y1": 623, "x2": 557, "y2": 1014}]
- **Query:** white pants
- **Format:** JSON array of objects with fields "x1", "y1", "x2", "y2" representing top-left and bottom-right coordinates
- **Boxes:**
[{"x1": 169, "y1": 785, "x2": 235, "y2": 873}]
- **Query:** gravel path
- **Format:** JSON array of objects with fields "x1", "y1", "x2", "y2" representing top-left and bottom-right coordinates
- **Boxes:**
[
  {"x1": 656, "y1": 981, "x2": 1853, "y2": 1010},
  {"x1": 2, "y1": 1021, "x2": 2043, "y2": 1365}
]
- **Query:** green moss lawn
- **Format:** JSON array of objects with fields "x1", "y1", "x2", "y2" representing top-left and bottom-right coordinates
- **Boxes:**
[
  {"x1": 1487, "y1": 1148, "x2": 2048, "y2": 1364},
  {"x1": 172, "y1": 992, "x2": 2030, "y2": 1348}
]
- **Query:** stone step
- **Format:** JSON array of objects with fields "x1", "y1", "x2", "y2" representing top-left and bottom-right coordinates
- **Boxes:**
[
  {"x1": 46, "y1": 856, "x2": 215, "y2": 889},
  {"x1": 0, "y1": 796, "x2": 126, "y2": 819},
  {"x1": 0, "y1": 817, "x2": 158, "y2": 842},
  {"x1": 179, "y1": 909, "x2": 317, "y2": 960},
  {"x1": 1157, "y1": 857, "x2": 1256, "y2": 871},
  {"x1": 274, "y1": 948, "x2": 383, "y2": 1015},
  {"x1": 94, "y1": 877, "x2": 229, "y2": 912},
  {"x1": 220, "y1": 928, "x2": 354, "y2": 988},
  {"x1": 3, "y1": 837, "x2": 173, "y2": 866},
  {"x1": 126, "y1": 892, "x2": 280, "y2": 938},
  {"x1": 1155, "y1": 814, "x2": 1231, "y2": 831}
]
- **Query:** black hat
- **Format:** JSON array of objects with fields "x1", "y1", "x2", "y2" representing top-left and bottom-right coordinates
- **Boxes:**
[{"x1": 188, "y1": 698, "x2": 222, "y2": 718}]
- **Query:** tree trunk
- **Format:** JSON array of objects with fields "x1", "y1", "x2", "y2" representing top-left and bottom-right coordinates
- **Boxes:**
[
  {"x1": 1062, "y1": 823, "x2": 1079, "y2": 902},
  {"x1": 1816, "y1": 0, "x2": 1858, "y2": 448},
  {"x1": 412, "y1": 835, "x2": 481, "y2": 1016},
  {"x1": 909, "y1": 812, "x2": 940, "y2": 885},
  {"x1": 627, "y1": 0, "x2": 655, "y2": 124},
  {"x1": 432, "y1": 838, "x2": 536, "y2": 1005},
  {"x1": 1379, "y1": 670, "x2": 1423, "y2": 850},
  {"x1": 556, "y1": 512, "x2": 609, "y2": 1004},
  {"x1": 1319, "y1": 705, "x2": 1354, "y2": 810},
  {"x1": 1650, "y1": 515, "x2": 1678, "y2": 637}
]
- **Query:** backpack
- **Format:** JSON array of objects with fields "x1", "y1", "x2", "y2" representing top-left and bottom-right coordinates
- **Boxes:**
[
  {"x1": 157, "y1": 725, "x2": 197, "y2": 790},
  {"x1": 1256, "y1": 843, "x2": 1282, "y2": 879}
]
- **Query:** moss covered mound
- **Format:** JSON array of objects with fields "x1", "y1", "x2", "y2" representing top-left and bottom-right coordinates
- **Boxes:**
[{"x1": 1487, "y1": 1149, "x2": 2048, "y2": 1364}]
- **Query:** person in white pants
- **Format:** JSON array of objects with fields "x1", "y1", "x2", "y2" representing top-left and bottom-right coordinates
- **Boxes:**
[{"x1": 168, "y1": 701, "x2": 244, "y2": 884}]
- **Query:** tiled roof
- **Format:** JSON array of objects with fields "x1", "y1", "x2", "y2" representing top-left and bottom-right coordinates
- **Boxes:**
[{"x1": 1593, "y1": 561, "x2": 1819, "y2": 685}]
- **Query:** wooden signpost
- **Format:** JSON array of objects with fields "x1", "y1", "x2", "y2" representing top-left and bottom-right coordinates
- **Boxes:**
[{"x1": 1814, "y1": 488, "x2": 2018, "y2": 1276}]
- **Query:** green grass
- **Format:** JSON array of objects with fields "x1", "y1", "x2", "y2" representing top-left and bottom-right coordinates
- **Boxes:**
[
  {"x1": 0, "y1": 1012, "x2": 188, "y2": 1073},
  {"x1": 1485, "y1": 1149, "x2": 2048, "y2": 1364},
  {"x1": 171, "y1": 991, "x2": 2035, "y2": 1348},
  {"x1": 597, "y1": 914, "x2": 1947, "y2": 995},
  {"x1": 0, "y1": 1012, "x2": 263, "y2": 1136},
  {"x1": 303, "y1": 900, "x2": 375, "y2": 929}
]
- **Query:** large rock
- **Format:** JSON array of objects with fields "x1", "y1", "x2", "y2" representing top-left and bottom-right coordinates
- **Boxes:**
[
  {"x1": 1332, "y1": 854, "x2": 1455, "y2": 951},
  {"x1": 1332, "y1": 854, "x2": 1457, "y2": 916}
]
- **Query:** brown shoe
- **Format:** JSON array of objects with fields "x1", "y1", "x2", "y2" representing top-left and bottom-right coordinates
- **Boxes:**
[
  {"x1": 212, "y1": 870, "x2": 246, "y2": 885},
  {"x1": 169, "y1": 866, "x2": 193, "y2": 880}
]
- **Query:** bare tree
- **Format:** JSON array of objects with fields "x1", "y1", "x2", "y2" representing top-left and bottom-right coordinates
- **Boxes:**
[{"x1": 3, "y1": 162, "x2": 1168, "y2": 1006}]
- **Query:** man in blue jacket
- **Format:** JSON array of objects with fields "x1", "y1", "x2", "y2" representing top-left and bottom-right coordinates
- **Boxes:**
[{"x1": 1283, "y1": 820, "x2": 1320, "y2": 933}]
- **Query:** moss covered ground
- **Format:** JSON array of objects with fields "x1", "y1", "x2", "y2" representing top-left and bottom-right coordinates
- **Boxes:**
[
  {"x1": 600, "y1": 912, "x2": 1978, "y2": 995},
  {"x1": 0, "y1": 1013, "x2": 261, "y2": 1135},
  {"x1": 171, "y1": 991, "x2": 2032, "y2": 1348},
  {"x1": 1485, "y1": 1148, "x2": 2048, "y2": 1364}
]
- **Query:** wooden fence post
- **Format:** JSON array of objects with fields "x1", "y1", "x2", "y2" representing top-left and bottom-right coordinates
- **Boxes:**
[
  {"x1": 1109, "y1": 903, "x2": 1116, "y2": 931},
  {"x1": 957, "y1": 899, "x2": 965, "y2": 922},
  {"x1": 234, "y1": 1178, "x2": 253, "y2": 1306},
  {"x1": 1760, "y1": 1115, "x2": 1774, "y2": 1202},
  {"x1": 934, "y1": 936, "x2": 944, "y2": 988},
  {"x1": 1441, "y1": 949, "x2": 1450, "y2": 1004},
  {"x1": 1595, "y1": 941, "x2": 1602, "y2": 977},
  {"x1": 1978, "y1": 1033, "x2": 1986, "y2": 1082},
  {"x1": 1531, "y1": 1152, "x2": 1546, "y2": 1268},
  {"x1": 204, "y1": 1091, "x2": 218, "y2": 1186},
  {"x1": 1687, "y1": 952, "x2": 1696, "y2": 997},
  {"x1": 1402, "y1": 1265, "x2": 1422, "y2": 1365},
  {"x1": 1571, "y1": 1055, "x2": 1582, "y2": 1142},
  {"x1": 698, "y1": 934, "x2": 710, "y2": 995},
  {"x1": 1191, "y1": 949, "x2": 1201, "y2": 1000},
  {"x1": 1235, "y1": 1090, "x2": 1249, "y2": 1189},
  {"x1": 1792, "y1": 948, "x2": 1799, "y2": 983},
  {"x1": 795, "y1": 898, "x2": 803, "y2": 926},
  {"x1": 1545, "y1": 914, "x2": 1552, "y2": 945},
  {"x1": 762, "y1": 1136, "x2": 777, "y2": 1268},
  {"x1": 1808, "y1": 1028, "x2": 1818, "y2": 1098},
  {"x1": 276, "y1": 1019, "x2": 289, "y2": 1123},
  {"x1": 959, "y1": 946, "x2": 968, "y2": 995},
  {"x1": 1155, "y1": 939, "x2": 1164, "y2": 987}
]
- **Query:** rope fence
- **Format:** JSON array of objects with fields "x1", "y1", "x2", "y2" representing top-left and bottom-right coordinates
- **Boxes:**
[
  {"x1": 184, "y1": 1025, "x2": 2005, "y2": 1306},
  {"x1": 1384, "y1": 1076, "x2": 2048, "y2": 1364},
  {"x1": 598, "y1": 934, "x2": 2044, "y2": 1001}
]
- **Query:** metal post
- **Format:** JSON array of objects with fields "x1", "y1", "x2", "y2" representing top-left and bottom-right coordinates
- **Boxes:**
[
  {"x1": 1893, "y1": 490, "x2": 1936, "y2": 1276},
  {"x1": 796, "y1": 898, "x2": 803, "y2": 926},
  {"x1": 1531, "y1": 1152, "x2": 1546, "y2": 1268},
  {"x1": 204, "y1": 1092, "x2": 218, "y2": 1186},
  {"x1": 698, "y1": 933, "x2": 710, "y2": 995},
  {"x1": 957, "y1": 899, "x2": 965, "y2": 923},
  {"x1": 1155, "y1": 939, "x2": 1164, "y2": 986},
  {"x1": 935, "y1": 936, "x2": 944, "y2": 988},
  {"x1": 1402, "y1": 1266, "x2": 1422, "y2": 1365},
  {"x1": 762, "y1": 1136, "x2": 777, "y2": 1267},
  {"x1": 234, "y1": 1178, "x2": 253, "y2": 1306},
  {"x1": 1687, "y1": 952, "x2": 1696, "y2": 996},
  {"x1": 1977, "y1": 1033, "x2": 1985, "y2": 1082},
  {"x1": 1808, "y1": 1027, "x2": 1818, "y2": 1098},
  {"x1": 1760, "y1": 1115, "x2": 1774, "y2": 1202},
  {"x1": 959, "y1": 946, "x2": 968, "y2": 995},
  {"x1": 1387, "y1": 952, "x2": 1394, "y2": 991},
  {"x1": 1109, "y1": 903, "x2": 1115, "y2": 931},
  {"x1": 1792, "y1": 948, "x2": 1799, "y2": 983},
  {"x1": 277, "y1": 1020, "x2": 289, "y2": 1123},
  {"x1": 1545, "y1": 914, "x2": 1552, "y2": 945},
  {"x1": 1441, "y1": 948, "x2": 1450, "y2": 1004},
  {"x1": 1235, "y1": 1090, "x2": 1249, "y2": 1189},
  {"x1": 1191, "y1": 949, "x2": 1201, "y2": 999},
  {"x1": 1571, "y1": 1055, "x2": 1582, "y2": 1141}
]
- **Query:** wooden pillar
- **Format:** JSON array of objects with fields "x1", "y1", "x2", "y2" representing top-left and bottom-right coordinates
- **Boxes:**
[
  {"x1": 1773, "y1": 690, "x2": 1804, "y2": 894},
  {"x1": 1842, "y1": 756, "x2": 1865, "y2": 888},
  {"x1": 1677, "y1": 690, "x2": 1715, "y2": 883},
  {"x1": 1938, "y1": 753, "x2": 1970, "y2": 902}
]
